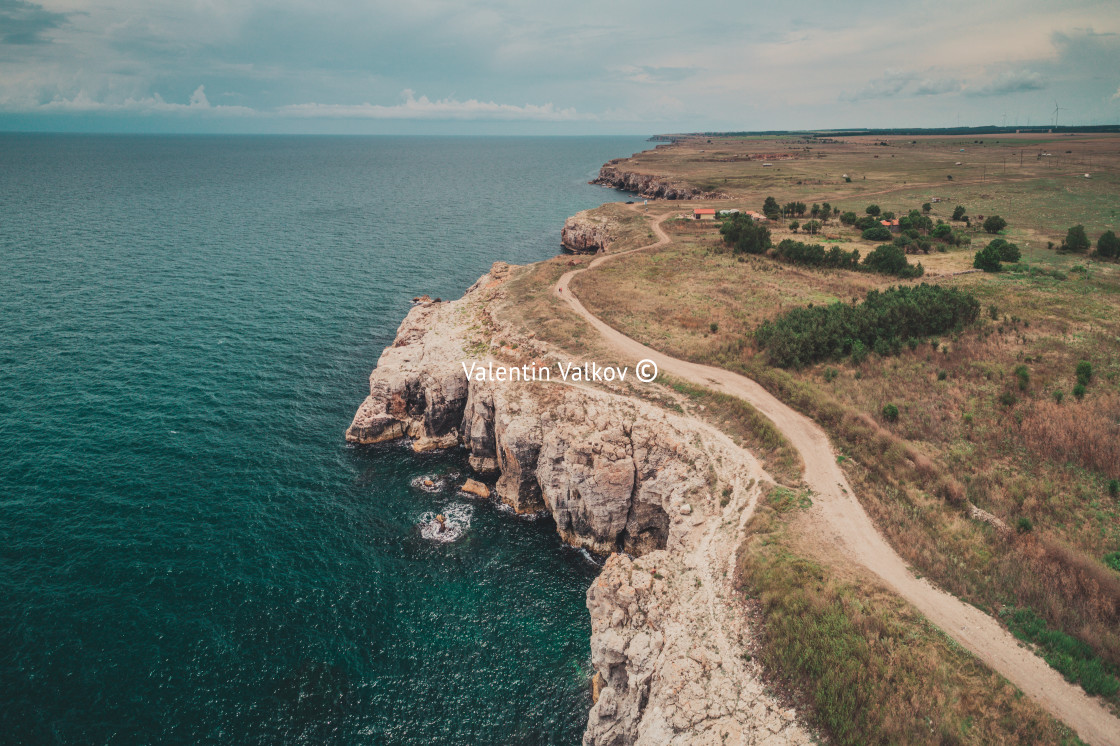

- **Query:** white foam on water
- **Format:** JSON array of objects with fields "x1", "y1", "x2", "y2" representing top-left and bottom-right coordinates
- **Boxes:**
[{"x1": 418, "y1": 503, "x2": 474, "y2": 543}]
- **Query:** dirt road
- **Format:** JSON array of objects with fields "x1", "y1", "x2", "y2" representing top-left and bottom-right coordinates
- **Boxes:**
[{"x1": 555, "y1": 209, "x2": 1120, "y2": 746}]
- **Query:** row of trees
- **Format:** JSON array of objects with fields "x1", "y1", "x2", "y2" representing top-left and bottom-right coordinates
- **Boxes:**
[
  {"x1": 1057, "y1": 225, "x2": 1120, "y2": 258},
  {"x1": 762, "y1": 196, "x2": 835, "y2": 221},
  {"x1": 755, "y1": 285, "x2": 980, "y2": 368}
]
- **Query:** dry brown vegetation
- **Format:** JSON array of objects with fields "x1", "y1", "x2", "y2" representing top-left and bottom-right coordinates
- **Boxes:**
[
  {"x1": 567, "y1": 133, "x2": 1120, "y2": 709},
  {"x1": 737, "y1": 486, "x2": 1081, "y2": 745}
]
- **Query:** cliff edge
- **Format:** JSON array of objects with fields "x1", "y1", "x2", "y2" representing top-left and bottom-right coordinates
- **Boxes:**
[{"x1": 346, "y1": 263, "x2": 808, "y2": 745}]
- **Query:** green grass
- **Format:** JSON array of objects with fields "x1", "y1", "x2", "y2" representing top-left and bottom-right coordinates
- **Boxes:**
[{"x1": 999, "y1": 606, "x2": 1120, "y2": 699}]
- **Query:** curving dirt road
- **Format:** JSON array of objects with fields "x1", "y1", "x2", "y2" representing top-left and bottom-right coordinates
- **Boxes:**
[{"x1": 555, "y1": 209, "x2": 1120, "y2": 746}]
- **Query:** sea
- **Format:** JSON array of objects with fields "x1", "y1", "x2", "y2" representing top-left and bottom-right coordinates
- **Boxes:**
[{"x1": 0, "y1": 134, "x2": 646, "y2": 745}]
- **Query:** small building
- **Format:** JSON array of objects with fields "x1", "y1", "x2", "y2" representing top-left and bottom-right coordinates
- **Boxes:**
[
  {"x1": 717, "y1": 209, "x2": 740, "y2": 217},
  {"x1": 881, "y1": 219, "x2": 901, "y2": 234},
  {"x1": 745, "y1": 210, "x2": 769, "y2": 222},
  {"x1": 693, "y1": 208, "x2": 717, "y2": 220}
]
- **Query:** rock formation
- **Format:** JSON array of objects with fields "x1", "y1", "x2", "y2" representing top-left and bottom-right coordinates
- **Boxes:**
[
  {"x1": 346, "y1": 262, "x2": 807, "y2": 744},
  {"x1": 592, "y1": 162, "x2": 728, "y2": 201},
  {"x1": 561, "y1": 209, "x2": 617, "y2": 254}
]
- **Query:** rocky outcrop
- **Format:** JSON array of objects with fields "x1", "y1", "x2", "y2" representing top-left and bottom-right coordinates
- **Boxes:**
[
  {"x1": 592, "y1": 163, "x2": 728, "y2": 201},
  {"x1": 347, "y1": 262, "x2": 807, "y2": 744},
  {"x1": 561, "y1": 209, "x2": 616, "y2": 254}
]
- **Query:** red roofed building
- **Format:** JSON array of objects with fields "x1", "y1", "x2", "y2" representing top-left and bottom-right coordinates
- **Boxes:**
[
  {"x1": 693, "y1": 208, "x2": 717, "y2": 220},
  {"x1": 881, "y1": 219, "x2": 901, "y2": 234}
]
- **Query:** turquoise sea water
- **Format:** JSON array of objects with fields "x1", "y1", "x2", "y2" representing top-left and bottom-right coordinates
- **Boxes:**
[{"x1": 0, "y1": 135, "x2": 644, "y2": 744}]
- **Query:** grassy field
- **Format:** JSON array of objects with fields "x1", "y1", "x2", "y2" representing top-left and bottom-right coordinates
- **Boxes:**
[
  {"x1": 737, "y1": 485, "x2": 1083, "y2": 745},
  {"x1": 491, "y1": 132, "x2": 1120, "y2": 734}
]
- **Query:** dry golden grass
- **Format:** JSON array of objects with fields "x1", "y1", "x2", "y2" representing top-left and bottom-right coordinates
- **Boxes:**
[{"x1": 737, "y1": 487, "x2": 1081, "y2": 745}]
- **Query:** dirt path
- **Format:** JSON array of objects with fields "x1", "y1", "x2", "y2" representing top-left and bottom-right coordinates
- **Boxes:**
[{"x1": 554, "y1": 210, "x2": 1120, "y2": 746}]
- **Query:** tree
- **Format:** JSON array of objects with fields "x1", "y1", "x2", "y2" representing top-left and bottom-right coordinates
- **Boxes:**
[
  {"x1": 789, "y1": 220, "x2": 800, "y2": 232},
  {"x1": 782, "y1": 202, "x2": 797, "y2": 217},
  {"x1": 861, "y1": 225, "x2": 893, "y2": 242},
  {"x1": 952, "y1": 205, "x2": 967, "y2": 221},
  {"x1": 803, "y1": 220, "x2": 822, "y2": 235},
  {"x1": 973, "y1": 244, "x2": 1003, "y2": 272},
  {"x1": 720, "y1": 213, "x2": 772, "y2": 255},
  {"x1": 863, "y1": 243, "x2": 921, "y2": 276},
  {"x1": 854, "y1": 216, "x2": 878, "y2": 231},
  {"x1": 810, "y1": 203, "x2": 821, "y2": 218},
  {"x1": 794, "y1": 201, "x2": 807, "y2": 217},
  {"x1": 762, "y1": 196, "x2": 781, "y2": 220},
  {"x1": 1097, "y1": 230, "x2": 1120, "y2": 259},
  {"x1": 820, "y1": 203, "x2": 832, "y2": 222},
  {"x1": 881, "y1": 211, "x2": 896, "y2": 221},
  {"x1": 866, "y1": 204, "x2": 881, "y2": 217},
  {"x1": 983, "y1": 215, "x2": 1007, "y2": 234},
  {"x1": 988, "y1": 238, "x2": 1020, "y2": 263},
  {"x1": 922, "y1": 203, "x2": 932, "y2": 213},
  {"x1": 1061, "y1": 224, "x2": 1090, "y2": 253},
  {"x1": 839, "y1": 211, "x2": 858, "y2": 226}
]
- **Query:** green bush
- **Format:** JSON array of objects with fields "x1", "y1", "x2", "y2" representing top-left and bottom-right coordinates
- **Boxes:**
[
  {"x1": 988, "y1": 238, "x2": 1021, "y2": 262},
  {"x1": 1108, "y1": 480, "x2": 1119, "y2": 498},
  {"x1": 1076, "y1": 360, "x2": 1092, "y2": 386},
  {"x1": 755, "y1": 284, "x2": 980, "y2": 368},
  {"x1": 1106, "y1": 551, "x2": 1120, "y2": 571},
  {"x1": 863, "y1": 243, "x2": 923, "y2": 278},
  {"x1": 1097, "y1": 230, "x2": 1120, "y2": 259},
  {"x1": 839, "y1": 211, "x2": 857, "y2": 226},
  {"x1": 1014, "y1": 364, "x2": 1030, "y2": 390},
  {"x1": 1016, "y1": 516, "x2": 1033, "y2": 533},
  {"x1": 983, "y1": 215, "x2": 1008, "y2": 234},
  {"x1": 720, "y1": 213, "x2": 772, "y2": 255},
  {"x1": 1061, "y1": 225, "x2": 1091, "y2": 253},
  {"x1": 861, "y1": 225, "x2": 893, "y2": 242},
  {"x1": 881, "y1": 403, "x2": 899, "y2": 422},
  {"x1": 973, "y1": 244, "x2": 1003, "y2": 272},
  {"x1": 951, "y1": 205, "x2": 966, "y2": 221},
  {"x1": 866, "y1": 204, "x2": 881, "y2": 216},
  {"x1": 1073, "y1": 383, "x2": 1087, "y2": 399}
]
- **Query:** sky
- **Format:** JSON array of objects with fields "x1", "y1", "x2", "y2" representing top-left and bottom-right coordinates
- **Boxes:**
[{"x1": 1, "y1": 0, "x2": 1119, "y2": 134}]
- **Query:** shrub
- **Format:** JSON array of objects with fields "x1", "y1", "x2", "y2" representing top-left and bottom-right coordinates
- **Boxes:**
[
  {"x1": 823, "y1": 367, "x2": 838, "y2": 382},
  {"x1": 938, "y1": 370, "x2": 947, "y2": 381},
  {"x1": 773, "y1": 239, "x2": 861, "y2": 270},
  {"x1": 952, "y1": 205, "x2": 967, "y2": 221},
  {"x1": 1108, "y1": 480, "x2": 1119, "y2": 498},
  {"x1": 988, "y1": 238, "x2": 1021, "y2": 262},
  {"x1": 1097, "y1": 230, "x2": 1120, "y2": 259},
  {"x1": 709, "y1": 322, "x2": 719, "y2": 333},
  {"x1": 1015, "y1": 364, "x2": 1030, "y2": 390},
  {"x1": 1061, "y1": 225, "x2": 1091, "y2": 253},
  {"x1": 803, "y1": 220, "x2": 822, "y2": 235},
  {"x1": 922, "y1": 202, "x2": 931, "y2": 213},
  {"x1": 1016, "y1": 517, "x2": 1033, "y2": 533},
  {"x1": 881, "y1": 403, "x2": 899, "y2": 422},
  {"x1": 863, "y1": 243, "x2": 923, "y2": 278},
  {"x1": 1076, "y1": 360, "x2": 1092, "y2": 386},
  {"x1": 1106, "y1": 552, "x2": 1120, "y2": 572},
  {"x1": 983, "y1": 215, "x2": 1008, "y2": 234},
  {"x1": 1053, "y1": 390, "x2": 1064, "y2": 404},
  {"x1": 763, "y1": 196, "x2": 781, "y2": 220},
  {"x1": 1073, "y1": 383, "x2": 1087, "y2": 399},
  {"x1": 988, "y1": 304, "x2": 999, "y2": 320},
  {"x1": 755, "y1": 284, "x2": 980, "y2": 368},
  {"x1": 861, "y1": 225, "x2": 893, "y2": 242},
  {"x1": 844, "y1": 175, "x2": 852, "y2": 182},
  {"x1": 839, "y1": 211, "x2": 858, "y2": 226},
  {"x1": 866, "y1": 204, "x2": 881, "y2": 216},
  {"x1": 973, "y1": 244, "x2": 1003, "y2": 272},
  {"x1": 789, "y1": 220, "x2": 800, "y2": 232},
  {"x1": 999, "y1": 391, "x2": 1018, "y2": 407},
  {"x1": 854, "y1": 216, "x2": 878, "y2": 231},
  {"x1": 720, "y1": 213, "x2": 772, "y2": 255}
]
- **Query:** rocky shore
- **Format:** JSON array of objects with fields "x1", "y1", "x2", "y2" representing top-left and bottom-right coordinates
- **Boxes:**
[
  {"x1": 592, "y1": 161, "x2": 728, "y2": 201},
  {"x1": 347, "y1": 262, "x2": 806, "y2": 744},
  {"x1": 561, "y1": 208, "x2": 617, "y2": 254}
]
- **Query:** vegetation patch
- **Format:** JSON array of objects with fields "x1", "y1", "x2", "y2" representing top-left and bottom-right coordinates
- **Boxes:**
[
  {"x1": 755, "y1": 284, "x2": 980, "y2": 368},
  {"x1": 999, "y1": 606, "x2": 1120, "y2": 699}
]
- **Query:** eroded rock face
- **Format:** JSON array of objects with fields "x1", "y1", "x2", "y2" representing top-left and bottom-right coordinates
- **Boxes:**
[
  {"x1": 346, "y1": 264, "x2": 807, "y2": 745},
  {"x1": 591, "y1": 165, "x2": 728, "y2": 201},
  {"x1": 562, "y1": 210, "x2": 617, "y2": 254}
]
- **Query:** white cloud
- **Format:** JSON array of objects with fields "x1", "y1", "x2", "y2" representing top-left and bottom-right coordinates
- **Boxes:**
[
  {"x1": 34, "y1": 85, "x2": 256, "y2": 115},
  {"x1": 966, "y1": 69, "x2": 1045, "y2": 96},
  {"x1": 277, "y1": 89, "x2": 590, "y2": 121}
]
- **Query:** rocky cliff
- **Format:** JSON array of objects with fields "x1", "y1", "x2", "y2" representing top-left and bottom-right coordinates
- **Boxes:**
[
  {"x1": 561, "y1": 209, "x2": 617, "y2": 254},
  {"x1": 592, "y1": 162, "x2": 728, "y2": 201},
  {"x1": 346, "y1": 262, "x2": 807, "y2": 744}
]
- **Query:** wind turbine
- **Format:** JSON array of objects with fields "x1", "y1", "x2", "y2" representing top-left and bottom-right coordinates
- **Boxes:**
[{"x1": 1053, "y1": 101, "x2": 1065, "y2": 128}]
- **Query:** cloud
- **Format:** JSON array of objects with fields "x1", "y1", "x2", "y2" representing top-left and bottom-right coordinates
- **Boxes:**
[
  {"x1": 839, "y1": 70, "x2": 917, "y2": 101},
  {"x1": 913, "y1": 78, "x2": 962, "y2": 96},
  {"x1": 966, "y1": 69, "x2": 1045, "y2": 96},
  {"x1": 618, "y1": 65, "x2": 700, "y2": 84},
  {"x1": 0, "y1": 0, "x2": 66, "y2": 44},
  {"x1": 278, "y1": 90, "x2": 589, "y2": 121},
  {"x1": 35, "y1": 85, "x2": 256, "y2": 115}
]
